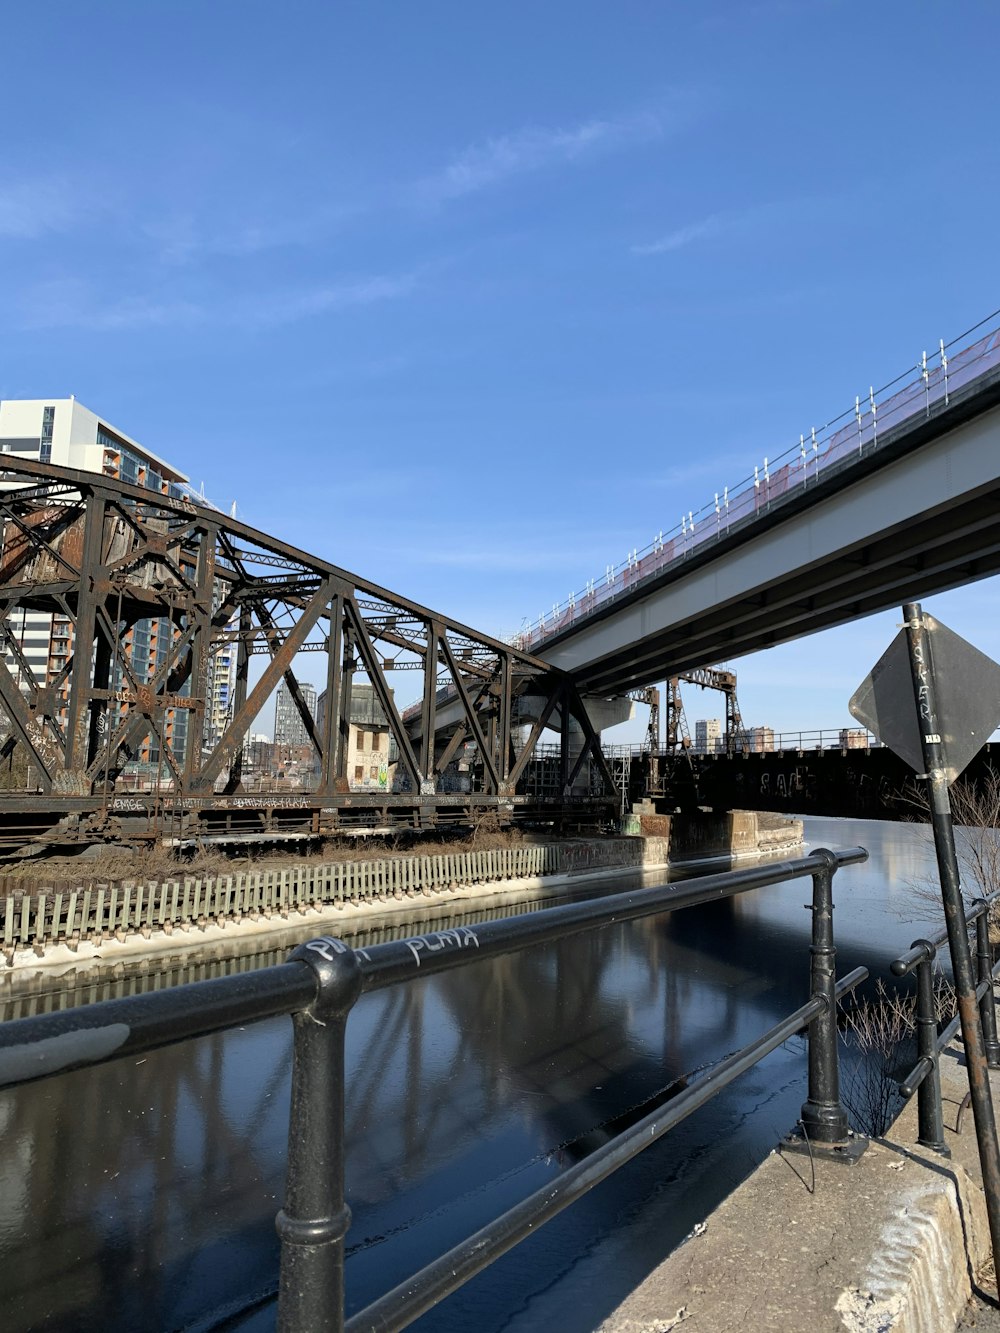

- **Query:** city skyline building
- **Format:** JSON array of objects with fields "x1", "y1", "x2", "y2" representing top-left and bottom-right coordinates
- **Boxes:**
[
  {"x1": 273, "y1": 679, "x2": 318, "y2": 751},
  {"x1": 735, "y1": 725, "x2": 775, "y2": 754},
  {"x1": 694, "y1": 718, "x2": 722, "y2": 755},
  {"x1": 0, "y1": 398, "x2": 236, "y2": 773}
]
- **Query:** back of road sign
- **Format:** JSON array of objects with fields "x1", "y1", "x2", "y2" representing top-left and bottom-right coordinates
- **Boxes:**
[{"x1": 848, "y1": 614, "x2": 1000, "y2": 783}]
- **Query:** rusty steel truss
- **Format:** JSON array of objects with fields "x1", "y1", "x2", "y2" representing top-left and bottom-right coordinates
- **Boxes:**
[{"x1": 0, "y1": 459, "x2": 615, "y2": 846}]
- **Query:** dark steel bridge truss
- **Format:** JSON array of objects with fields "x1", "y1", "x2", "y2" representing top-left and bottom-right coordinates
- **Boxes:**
[{"x1": 0, "y1": 459, "x2": 615, "y2": 848}]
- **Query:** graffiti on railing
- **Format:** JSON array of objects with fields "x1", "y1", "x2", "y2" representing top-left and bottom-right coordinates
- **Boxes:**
[{"x1": 404, "y1": 926, "x2": 480, "y2": 967}]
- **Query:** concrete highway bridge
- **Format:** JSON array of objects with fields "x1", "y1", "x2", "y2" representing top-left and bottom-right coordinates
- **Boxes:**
[{"x1": 521, "y1": 316, "x2": 1000, "y2": 692}]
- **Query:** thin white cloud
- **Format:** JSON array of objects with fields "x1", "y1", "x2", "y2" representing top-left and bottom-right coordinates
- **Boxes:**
[
  {"x1": 0, "y1": 176, "x2": 91, "y2": 239},
  {"x1": 19, "y1": 279, "x2": 205, "y2": 332},
  {"x1": 18, "y1": 271, "x2": 417, "y2": 332},
  {"x1": 145, "y1": 204, "x2": 359, "y2": 266},
  {"x1": 632, "y1": 214, "x2": 724, "y2": 256},
  {"x1": 415, "y1": 110, "x2": 663, "y2": 207},
  {"x1": 250, "y1": 273, "x2": 417, "y2": 326}
]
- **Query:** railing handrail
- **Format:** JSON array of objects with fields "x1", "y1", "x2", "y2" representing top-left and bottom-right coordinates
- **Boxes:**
[
  {"x1": 883, "y1": 889, "x2": 1000, "y2": 1155},
  {"x1": 0, "y1": 844, "x2": 871, "y2": 1332},
  {"x1": 890, "y1": 887, "x2": 1000, "y2": 977},
  {"x1": 351, "y1": 846, "x2": 868, "y2": 994},
  {"x1": 599, "y1": 729, "x2": 884, "y2": 758},
  {"x1": 0, "y1": 846, "x2": 867, "y2": 1088},
  {"x1": 347, "y1": 963, "x2": 868, "y2": 1333}
]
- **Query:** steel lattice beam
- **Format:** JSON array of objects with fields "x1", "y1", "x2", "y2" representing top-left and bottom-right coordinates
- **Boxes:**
[{"x1": 0, "y1": 458, "x2": 614, "y2": 844}]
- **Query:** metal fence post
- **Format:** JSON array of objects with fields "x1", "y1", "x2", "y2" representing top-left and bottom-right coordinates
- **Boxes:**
[
  {"x1": 798, "y1": 848, "x2": 865, "y2": 1158},
  {"x1": 912, "y1": 942, "x2": 950, "y2": 1155},
  {"x1": 276, "y1": 937, "x2": 363, "y2": 1333},
  {"x1": 976, "y1": 906, "x2": 1000, "y2": 1068}
]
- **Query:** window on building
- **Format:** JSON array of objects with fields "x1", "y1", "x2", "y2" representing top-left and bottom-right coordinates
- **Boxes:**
[
  {"x1": 369, "y1": 765, "x2": 378, "y2": 780},
  {"x1": 97, "y1": 424, "x2": 127, "y2": 452},
  {"x1": 40, "y1": 405, "x2": 54, "y2": 462},
  {"x1": 357, "y1": 729, "x2": 367, "y2": 750},
  {"x1": 371, "y1": 733, "x2": 381, "y2": 753},
  {"x1": 354, "y1": 765, "x2": 363, "y2": 781}
]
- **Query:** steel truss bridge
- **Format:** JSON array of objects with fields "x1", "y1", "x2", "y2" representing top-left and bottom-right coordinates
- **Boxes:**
[{"x1": 0, "y1": 458, "x2": 615, "y2": 849}]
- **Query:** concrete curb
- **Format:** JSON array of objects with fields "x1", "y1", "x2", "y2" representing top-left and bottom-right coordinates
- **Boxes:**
[{"x1": 599, "y1": 1046, "x2": 992, "y2": 1333}]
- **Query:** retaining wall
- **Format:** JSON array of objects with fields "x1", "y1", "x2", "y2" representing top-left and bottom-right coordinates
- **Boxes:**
[{"x1": 1, "y1": 836, "x2": 669, "y2": 964}]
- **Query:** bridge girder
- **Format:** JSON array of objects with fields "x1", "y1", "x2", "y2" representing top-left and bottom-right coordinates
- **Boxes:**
[{"x1": 0, "y1": 458, "x2": 614, "y2": 842}]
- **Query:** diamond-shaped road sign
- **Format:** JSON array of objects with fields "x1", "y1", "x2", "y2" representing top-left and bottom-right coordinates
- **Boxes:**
[{"x1": 849, "y1": 613, "x2": 1000, "y2": 783}]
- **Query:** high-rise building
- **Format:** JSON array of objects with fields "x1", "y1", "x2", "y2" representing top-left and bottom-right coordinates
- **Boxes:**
[
  {"x1": 0, "y1": 398, "x2": 236, "y2": 771},
  {"x1": 274, "y1": 680, "x2": 318, "y2": 751},
  {"x1": 203, "y1": 613, "x2": 240, "y2": 753},
  {"x1": 694, "y1": 718, "x2": 722, "y2": 754}
]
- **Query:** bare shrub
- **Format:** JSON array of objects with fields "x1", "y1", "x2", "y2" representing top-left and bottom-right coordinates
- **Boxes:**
[
  {"x1": 840, "y1": 977, "x2": 955, "y2": 1137},
  {"x1": 899, "y1": 764, "x2": 1000, "y2": 933}
]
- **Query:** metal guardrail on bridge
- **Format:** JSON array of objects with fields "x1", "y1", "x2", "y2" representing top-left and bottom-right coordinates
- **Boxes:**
[
  {"x1": 0, "y1": 846, "x2": 869, "y2": 1332},
  {"x1": 596, "y1": 727, "x2": 883, "y2": 760},
  {"x1": 516, "y1": 309, "x2": 1000, "y2": 650}
]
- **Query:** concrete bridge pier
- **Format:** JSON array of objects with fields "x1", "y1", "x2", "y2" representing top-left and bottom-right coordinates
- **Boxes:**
[{"x1": 517, "y1": 692, "x2": 632, "y2": 794}]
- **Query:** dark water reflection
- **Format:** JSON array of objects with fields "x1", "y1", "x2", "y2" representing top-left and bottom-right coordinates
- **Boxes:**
[{"x1": 0, "y1": 818, "x2": 942, "y2": 1332}]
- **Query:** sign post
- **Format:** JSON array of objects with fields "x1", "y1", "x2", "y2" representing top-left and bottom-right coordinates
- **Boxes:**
[{"x1": 850, "y1": 601, "x2": 1000, "y2": 1281}]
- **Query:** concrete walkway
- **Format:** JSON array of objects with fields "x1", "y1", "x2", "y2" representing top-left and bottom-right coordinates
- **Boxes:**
[{"x1": 599, "y1": 1045, "x2": 1000, "y2": 1333}]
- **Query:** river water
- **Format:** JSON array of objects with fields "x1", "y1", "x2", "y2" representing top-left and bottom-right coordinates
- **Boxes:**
[{"x1": 0, "y1": 817, "x2": 947, "y2": 1332}]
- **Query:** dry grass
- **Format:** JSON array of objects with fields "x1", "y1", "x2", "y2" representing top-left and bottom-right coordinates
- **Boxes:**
[{"x1": 0, "y1": 822, "x2": 557, "y2": 890}]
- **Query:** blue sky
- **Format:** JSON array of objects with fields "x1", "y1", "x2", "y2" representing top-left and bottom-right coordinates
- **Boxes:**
[{"x1": 3, "y1": 1, "x2": 1000, "y2": 741}]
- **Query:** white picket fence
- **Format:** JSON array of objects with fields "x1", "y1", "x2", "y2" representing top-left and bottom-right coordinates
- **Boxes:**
[{"x1": 2, "y1": 844, "x2": 567, "y2": 954}]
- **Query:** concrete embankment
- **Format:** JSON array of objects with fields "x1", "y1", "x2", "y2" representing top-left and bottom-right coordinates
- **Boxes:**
[
  {"x1": 1, "y1": 811, "x2": 802, "y2": 975},
  {"x1": 1, "y1": 835, "x2": 670, "y2": 974},
  {"x1": 600, "y1": 1044, "x2": 995, "y2": 1333}
]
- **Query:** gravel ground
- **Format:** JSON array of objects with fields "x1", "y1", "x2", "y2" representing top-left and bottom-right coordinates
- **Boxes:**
[{"x1": 958, "y1": 1293, "x2": 1000, "y2": 1330}]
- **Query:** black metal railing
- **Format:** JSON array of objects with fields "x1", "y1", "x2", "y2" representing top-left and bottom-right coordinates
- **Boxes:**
[
  {"x1": 0, "y1": 846, "x2": 869, "y2": 1332},
  {"x1": 890, "y1": 891, "x2": 1000, "y2": 1155}
]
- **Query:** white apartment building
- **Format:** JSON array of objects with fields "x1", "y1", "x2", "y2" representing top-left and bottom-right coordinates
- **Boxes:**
[
  {"x1": 204, "y1": 617, "x2": 239, "y2": 752},
  {"x1": 0, "y1": 398, "x2": 236, "y2": 770},
  {"x1": 694, "y1": 718, "x2": 722, "y2": 754},
  {"x1": 0, "y1": 397, "x2": 185, "y2": 487},
  {"x1": 734, "y1": 725, "x2": 775, "y2": 754}
]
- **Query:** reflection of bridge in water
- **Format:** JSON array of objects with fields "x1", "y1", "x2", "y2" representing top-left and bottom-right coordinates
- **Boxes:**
[{"x1": 0, "y1": 859, "x2": 869, "y2": 1333}]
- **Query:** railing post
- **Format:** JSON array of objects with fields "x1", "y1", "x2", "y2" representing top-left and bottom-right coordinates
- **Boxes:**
[
  {"x1": 276, "y1": 937, "x2": 363, "y2": 1333},
  {"x1": 976, "y1": 905, "x2": 1000, "y2": 1068},
  {"x1": 911, "y1": 942, "x2": 950, "y2": 1155},
  {"x1": 798, "y1": 848, "x2": 865, "y2": 1158}
]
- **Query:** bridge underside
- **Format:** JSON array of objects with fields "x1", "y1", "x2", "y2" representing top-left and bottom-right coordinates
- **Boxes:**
[
  {"x1": 541, "y1": 380, "x2": 1000, "y2": 695},
  {"x1": 0, "y1": 459, "x2": 615, "y2": 850}
]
